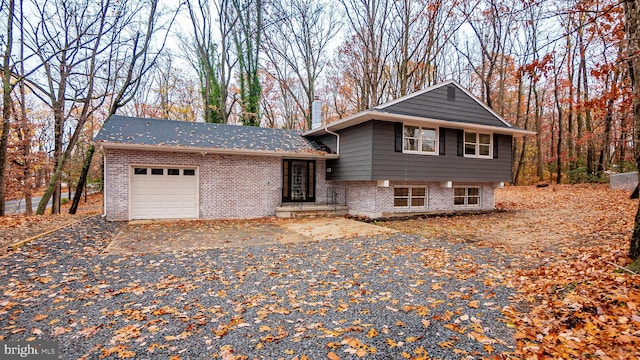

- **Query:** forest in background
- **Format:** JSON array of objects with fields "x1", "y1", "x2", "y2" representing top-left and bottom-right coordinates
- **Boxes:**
[{"x1": 0, "y1": 0, "x2": 637, "y2": 217}]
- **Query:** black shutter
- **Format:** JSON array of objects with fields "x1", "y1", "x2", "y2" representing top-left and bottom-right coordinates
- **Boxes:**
[
  {"x1": 439, "y1": 128, "x2": 446, "y2": 155},
  {"x1": 493, "y1": 134, "x2": 499, "y2": 159},
  {"x1": 395, "y1": 122, "x2": 403, "y2": 152},
  {"x1": 457, "y1": 129, "x2": 464, "y2": 157}
]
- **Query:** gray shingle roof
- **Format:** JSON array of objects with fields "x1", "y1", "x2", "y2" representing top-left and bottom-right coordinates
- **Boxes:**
[{"x1": 94, "y1": 115, "x2": 330, "y2": 155}]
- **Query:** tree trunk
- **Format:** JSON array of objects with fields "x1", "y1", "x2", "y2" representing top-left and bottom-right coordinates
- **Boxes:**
[
  {"x1": 566, "y1": 33, "x2": 576, "y2": 172},
  {"x1": 69, "y1": 145, "x2": 95, "y2": 214},
  {"x1": 624, "y1": 0, "x2": 640, "y2": 260},
  {"x1": 598, "y1": 98, "x2": 614, "y2": 177},
  {"x1": 19, "y1": 1, "x2": 31, "y2": 216},
  {"x1": 36, "y1": 161, "x2": 63, "y2": 215},
  {"x1": 555, "y1": 85, "x2": 563, "y2": 184},
  {"x1": 0, "y1": 0, "x2": 15, "y2": 217},
  {"x1": 581, "y1": 43, "x2": 595, "y2": 175},
  {"x1": 631, "y1": 204, "x2": 640, "y2": 259},
  {"x1": 514, "y1": 71, "x2": 533, "y2": 185},
  {"x1": 534, "y1": 86, "x2": 544, "y2": 181}
]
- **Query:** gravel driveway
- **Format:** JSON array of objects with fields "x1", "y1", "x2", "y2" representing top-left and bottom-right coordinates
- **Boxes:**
[{"x1": 0, "y1": 216, "x2": 515, "y2": 359}]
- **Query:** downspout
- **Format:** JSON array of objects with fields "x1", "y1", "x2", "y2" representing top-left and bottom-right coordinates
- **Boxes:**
[
  {"x1": 324, "y1": 128, "x2": 340, "y2": 155},
  {"x1": 324, "y1": 128, "x2": 341, "y2": 207},
  {"x1": 102, "y1": 150, "x2": 106, "y2": 218}
]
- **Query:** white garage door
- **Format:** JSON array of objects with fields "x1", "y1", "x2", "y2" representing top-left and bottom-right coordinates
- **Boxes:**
[{"x1": 130, "y1": 166, "x2": 198, "y2": 219}]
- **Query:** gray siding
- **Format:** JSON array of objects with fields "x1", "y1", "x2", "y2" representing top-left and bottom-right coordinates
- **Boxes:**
[
  {"x1": 380, "y1": 84, "x2": 508, "y2": 128},
  {"x1": 371, "y1": 121, "x2": 512, "y2": 182},
  {"x1": 326, "y1": 122, "x2": 373, "y2": 180},
  {"x1": 314, "y1": 133, "x2": 337, "y2": 153}
]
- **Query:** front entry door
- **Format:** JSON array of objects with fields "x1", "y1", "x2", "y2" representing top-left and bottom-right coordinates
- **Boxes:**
[{"x1": 282, "y1": 160, "x2": 315, "y2": 202}]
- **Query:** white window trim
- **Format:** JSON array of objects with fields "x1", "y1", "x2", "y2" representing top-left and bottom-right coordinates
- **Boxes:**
[
  {"x1": 394, "y1": 186, "x2": 428, "y2": 212},
  {"x1": 403, "y1": 124, "x2": 439, "y2": 155},
  {"x1": 463, "y1": 131, "x2": 492, "y2": 159},
  {"x1": 454, "y1": 186, "x2": 481, "y2": 208}
]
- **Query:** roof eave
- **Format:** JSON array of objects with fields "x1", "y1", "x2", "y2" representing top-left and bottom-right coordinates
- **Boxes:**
[
  {"x1": 93, "y1": 141, "x2": 340, "y2": 159},
  {"x1": 304, "y1": 111, "x2": 536, "y2": 137}
]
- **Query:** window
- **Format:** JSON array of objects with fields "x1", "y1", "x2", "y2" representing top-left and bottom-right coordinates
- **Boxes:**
[
  {"x1": 403, "y1": 125, "x2": 438, "y2": 155},
  {"x1": 134, "y1": 167, "x2": 197, "y2": 176},
  {"x1": 394, "y1": 187, "x2": 428, "y2": 210},
  {"x1": 464, "y1": 131, "x2": 492, "y2": 158},
  {"x1": 454, "y1": 187, "x2": 480, "y2": 207}
]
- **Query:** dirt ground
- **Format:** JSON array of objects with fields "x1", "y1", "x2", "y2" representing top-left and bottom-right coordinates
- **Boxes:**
[
  {"x1": 104, "y1": 217, "x2": 397, "y2": 255},
  {"x1": 381, "y1": 184, "x2": 636, "y2": 267}
]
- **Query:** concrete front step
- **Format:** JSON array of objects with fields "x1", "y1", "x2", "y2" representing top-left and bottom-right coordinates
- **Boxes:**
[{"x1": 275, "y1": 204, "x2": 349, "y2": 218}]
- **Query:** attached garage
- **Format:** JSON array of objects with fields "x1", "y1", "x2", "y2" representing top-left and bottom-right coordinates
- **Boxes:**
[
  {"x1": 130, "y1": 166, "x2": 198, "y2": 219},
  {"x1": 95, "y1": 116, "x2": 337, "y2": 221}
]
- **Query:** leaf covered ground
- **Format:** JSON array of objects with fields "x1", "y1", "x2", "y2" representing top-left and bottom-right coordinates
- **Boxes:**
[
  {"x1": 1, "y1": 217, "x2": 514, "y2": 359},
  {"x1": 0, "y1": 193, "x2": 103, "y2": 256},
  {"x1": 383, "y1": 184, "x2": 640, "y2": 359},
  {"x1": 0, "y1": 185, "x2": 638, "y2": 359}
]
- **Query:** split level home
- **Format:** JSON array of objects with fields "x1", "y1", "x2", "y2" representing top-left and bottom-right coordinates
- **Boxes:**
[{"x1": 94, "y1": 80, "x2": 534, "y2": 221}]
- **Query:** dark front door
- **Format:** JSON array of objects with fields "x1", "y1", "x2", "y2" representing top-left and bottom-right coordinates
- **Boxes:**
[{"x1": 282, "y1": 160, "x2": 315, "y2": 202}]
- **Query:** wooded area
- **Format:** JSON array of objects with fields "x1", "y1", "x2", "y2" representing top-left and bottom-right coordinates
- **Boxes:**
[{"x1": 1, "y1": 0, "x2": 639, "y2": 237}]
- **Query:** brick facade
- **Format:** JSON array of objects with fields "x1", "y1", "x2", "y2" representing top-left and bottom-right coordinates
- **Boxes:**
[
  {"x1": 329, "y1": 180, "x2": 496, "y2": 218},
  {"x1": 104, "y1": 149, "x2": 496, "y2": 221},
  {"x1": 103, "y1": 149, "x2": 330, "y2": 221}
]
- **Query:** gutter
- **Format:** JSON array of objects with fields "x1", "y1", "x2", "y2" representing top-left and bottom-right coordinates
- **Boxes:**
[
  {"x1": 93, "y1": 142, "x2": 340, "y2": 159},
  {"x1": 324, "y1": 128, "x2": 340, "y2": 155},
  {"x1": 304, "y1": 110, "x2": 536, "y2": 137}
]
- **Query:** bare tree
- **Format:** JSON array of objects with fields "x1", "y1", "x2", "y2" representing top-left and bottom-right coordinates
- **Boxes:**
[
  {"x1": 70, "y1": 0, "x2": 179, "y2": 214},
  {"x1": 216, "y1": 0, "x2": 238, "y2": 124},
  {"x1": 232, "y1": 0, "x2": 263, "y2": 126},
  {"x1": 455, "y1": 0, "x2": 512, "y2": 110},
  {"x1": 340, "y1": 0, "x2": 395, "y2": 110},
  {"x1": 263, "y1": 0, "x2": 340, "y2": 129},
  {"x1": 22, "y1": 0, "x2": 114, "y2": 214},
  {"x1": 387, "y1": 0, "x2": 458, "y2": 96},
  {"x1": 185, "y1": 0, "x2": 226, "y2": 123}
]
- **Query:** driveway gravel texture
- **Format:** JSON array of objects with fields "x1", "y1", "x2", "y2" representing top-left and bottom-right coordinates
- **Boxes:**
[{"x1": 0, "y1": 216, "x2": 515, "y2": 359}]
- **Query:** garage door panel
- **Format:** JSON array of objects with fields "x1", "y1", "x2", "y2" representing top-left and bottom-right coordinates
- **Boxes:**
[
  {"x1": 165, "y1": 195, "x2": 185, "y2": 203},
  {"x1": 130, "y1": 166, "x2": 198, "y2": 219}
]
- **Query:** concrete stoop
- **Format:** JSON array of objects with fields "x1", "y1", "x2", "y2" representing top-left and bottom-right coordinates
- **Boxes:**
[{"x1": 275, "y1": 204, "x2": 349, "y2": 219}]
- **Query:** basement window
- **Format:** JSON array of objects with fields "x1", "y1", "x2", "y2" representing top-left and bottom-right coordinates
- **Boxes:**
[
  {"x1": 394, "y1": 186, "x2": 428, "y2": 211},
  {"x1": 454, "y1": 187, "x2": 480, "y2": 207}
]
